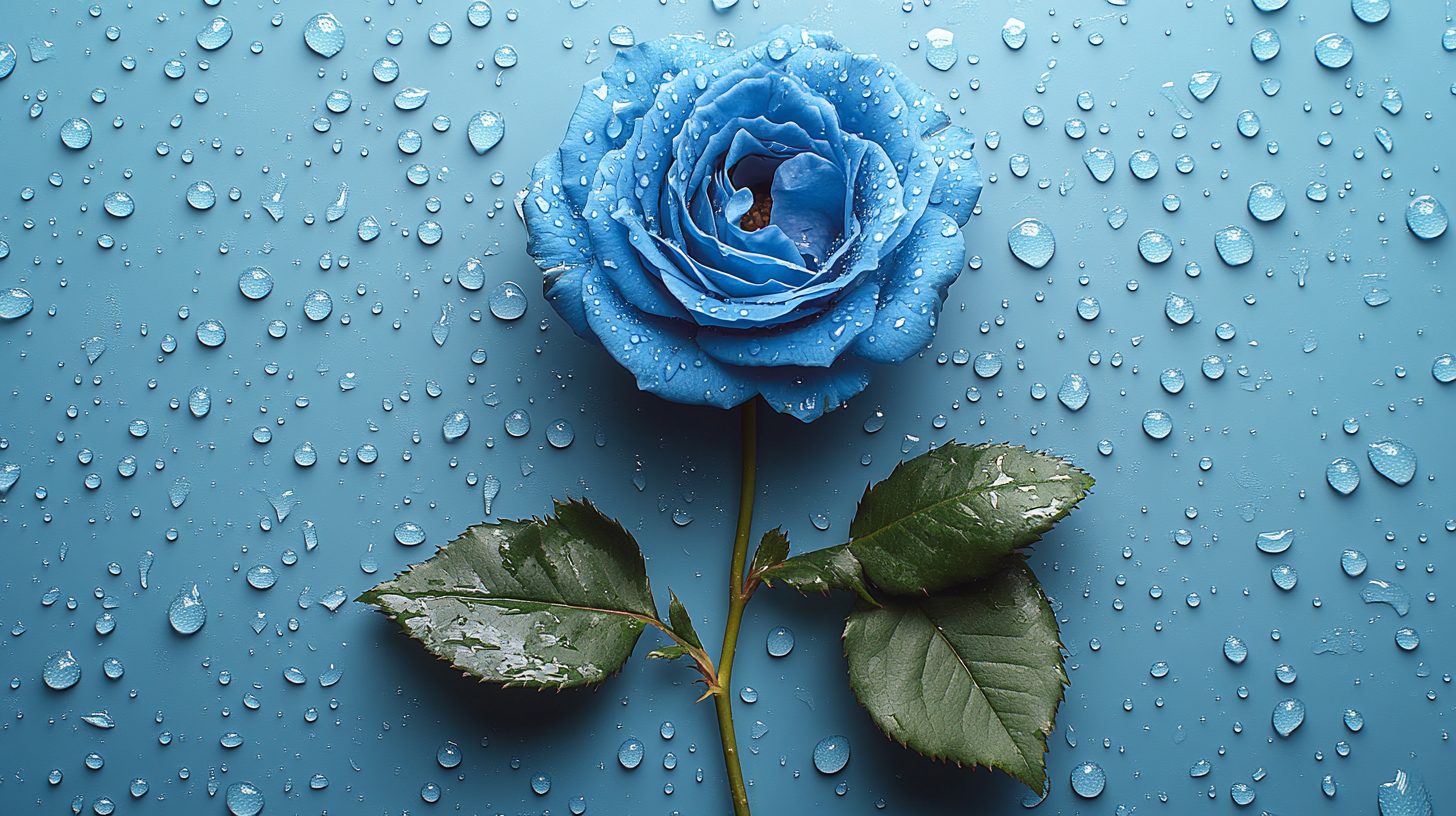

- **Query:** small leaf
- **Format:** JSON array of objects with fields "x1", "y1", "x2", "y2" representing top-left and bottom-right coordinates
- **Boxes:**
[
  {"x1": 842, "y1": 560, "x2": 1066, "y2": 792},
  {"x1": 356, "y1": 498, "x2": 658, "y2": 689},
  {"x1": 646, "y1": 645, "x2": 690, "y2": 661},
  {"x1": 666, "y1": 589, "x2": 702, "y2": 650},
  {"x1": 848, "y1": 443, "x2": 1092, "y2": 596},
  {"x1": 747, "y1": 527, "x2": 790, "y2": 578},
  {"x1": 760, "y1": 544, "x2": 875, "y2": 604}
]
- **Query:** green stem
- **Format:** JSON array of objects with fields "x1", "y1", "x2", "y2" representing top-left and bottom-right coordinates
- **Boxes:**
[{"x1": 713, "y1": 400, "x2": 757, "y2": 816}]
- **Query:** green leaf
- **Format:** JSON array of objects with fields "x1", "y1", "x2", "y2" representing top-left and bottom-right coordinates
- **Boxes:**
[
  {"x1": 666, "y1": 589, "x2": 702, "y2": 650},
  {"x1": 842, "y1": 560, "x2": 1066, "y2": 792},
  {"x1": 747, "y1": 527, "x2": 790, "y2": 578},
  {"x1": 848, "y1": 443, "x2": 1092, "y2": 596},
  {"x1": 645, "y1": 645, "x2": 690, "y2": 661},
  {"x1": 760, "y1": 544, "x2": 875, "y2": 604},
  {"x1": 356, "y1": 498, "x2": 659, "y2": 689}
]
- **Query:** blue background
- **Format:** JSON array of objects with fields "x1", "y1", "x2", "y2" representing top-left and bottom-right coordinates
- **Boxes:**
[{"x1": 2, "y1": 0, "x2": 1454, "y2": 814}]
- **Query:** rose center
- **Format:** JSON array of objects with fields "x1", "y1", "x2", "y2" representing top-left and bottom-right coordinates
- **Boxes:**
[{"x1": 737, "y1": 184, "x2": 774, "y2": 233}]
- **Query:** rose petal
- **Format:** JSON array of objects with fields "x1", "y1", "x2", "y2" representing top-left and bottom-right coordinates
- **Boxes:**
[
  {"x1": 696, "y1": 279, "x2": 878, "y2": 368},
  {"x1": 850, "y1": 209, "x2": 965, "y2": 364}
]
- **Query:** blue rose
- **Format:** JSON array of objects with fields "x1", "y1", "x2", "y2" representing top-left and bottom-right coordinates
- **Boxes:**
[{"x1": 522, "y1": 26, "x2": 982, "y2": 421}]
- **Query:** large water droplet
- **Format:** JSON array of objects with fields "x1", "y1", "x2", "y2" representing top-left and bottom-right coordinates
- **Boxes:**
[
  {"x1": 617, "y1": 737, "x2": 645, "y2": 769},
  {"x1": 1367, "y1": 439, "x2": 1416, "y2": 485},
  {"x1": 188, "y1": 386, "x2": 211, "y2": 418},
  {"x1": 1351, "y1": 0, "x2": 1390, "y2": 24},
  {"x1": 1247, "y1": 182, "x2": 1286, "y2": 221},
  {"x1": 60, "y1": 117, "x2": 93, "y2": 149},
  {"x1": 225, "y1": 781, "x2": 265, "y2": 816},
  {"x1": 394, "y1": 521, "x2": 426, "y2": 546},
  {"x1": 1082, "y1": 147, "x2": 1115, "y2": 182},
  {"x1": 1214, "y1": 225, "x2": 1255, "y2": 265},
  {"x1": 168, "y1": 584, "x2": 207, "y2": 634},
  {"x1": 1188, "y1": 70, "x2": 1221, "y2": 101},
  {"x1": 1314, "y1": 33, "x2": 1354, "y2": 68},
  {"x1": 42, "y1": 650, "x2": 82, "y2": 690},
  {"x1": 1007, "y1": 218, "x2": 1055, "y2": 268},
  {"x1": 1361, "y1": 579, "x2": 1410, "y2": 616},
  {"x1": 924, "y1": 28, "x2": 957, "y2": 70},
  {"x1": 303, "y1": 13, "x2": 345, "y2": 58},
  {"x1": 1057, "y1": 373, "x2": 1089, "y2": 410},
  {"x1": 1327, "y1": 457, "x2": 1360, "y2": 495},
  {"x1": 1251, "y1": 28, "x2": 1281, "y2": 60},
  {"x1": 813, "y1": 735, "x2": 850, "y2": 774},
  {"x1": 1138, "y1": 230, "x2": 1173, "y2": 263},
  {"x1": 1272, "y1": 698, "x2": 1305, "y2": 737},
  {"x1": 239, "y1": 267, "x2": 273, "y2": 299},
  {"x1": 197, "y1": 17, "x2": 233, "y2": 50},
  {"x1": 1256, "y1": 530, "x2": 1294, "y2": 554},
  {"x1": 489, "y1": 281, "x2": 528, "y2": 319},
  {"x1": 1070, "y1": 761, "x2": 1105, "y2": 797},
  {"x1": 442, "y1": 410, "x2": 471, "y2": 441},
  {"x1": 1378, "y1": 770, "x2": 1432, "y2": 816},
  {"x1": 1406, "y1": 195, "x2": 1448, "y2": 239},
  {"x1": 394, "y1": 87, "x2": 429, "y2": 110},
  {"x1": 0, "y1": 287, "x2": 33, "y2": 319},
  {"x1": 1164, "y1": 292, "x2": 1195, "y2": 325},
  {"x1": 766, "y1": 626, "x2": 795, "y2": 657},
  {"x1": 1001, "y1": 17, "x2": 1027, "y2": 49}
]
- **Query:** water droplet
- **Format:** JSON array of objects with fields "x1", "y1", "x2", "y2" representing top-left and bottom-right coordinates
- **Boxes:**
[
  {"x1": 42, "y1": 650, "x2": 82, "y2": 690},
  {"x1": 489, "y1": 281, "x2": 528, "y2": 319},
  {"x1": 303, "y1": 13, "x2": 345, "y2": 58},
  {"x1": 1082, "y1": 147, "x2": 1115, "y2": 182},
  {"x1": 196, "y1": 318, "x2": 226, "y2": 347},
  {"x1": 246, "y1": 564, "x2": 277, "y2": 590},
  {"x1": 1272, "y1": 564, "x2": 1298, "y2": 590},
  {"x1": 168, "y1": 584, "x2": 207, "y2": 634},
  {"x1": 225, "y1": 781, "x2": 264, "y2": 816},
  {"x1": 443, "y1": 410, "x2": 471, "y2": 441},
  {"x1": 428, "y1": 21, "x2": 453, "y2": 45},
  {"x1": 813, "y1": 735, "x2": 850, "y2": 774},
  {"x1": 1247, "y1": 182, "x2": 1286, "y2": 221},
  {"x1": 924, "y1": 28, "x2": 957, "y2": 70},
  {"x1": 618, "y1": 737, "x2": 645, "y2": 769},
  {"x1": 740, "y1": 686, "x2": 759, "y2": 703},
  {"x1": 393, "y1": 87, "x2": 429, "y2": 111},
  {"x1": 60, "y1": 117, "x2": 93, "y2": 149},
  {"x1": 1001, "y1": 17, "x2": 1028, "y2": 49},
  {"x1": 1366, "y1": 439, "x2": 1417, "y2": 485},
  {"x1": 1361, "y1": 579, "x2": 1410, "y2": 616},
  {"x1": 1315, "y1": 33, "x2": 1355, "y2": 68},
  {"x1": 1057, "y1": 373, "x2": 1090, "y2": 411},
  {"x1": 1352, "y1": 0, "x2": 1390, "y2": 24},
  {"x1": 493, "y1": 45, "x2": 518, "y2": 68},
  {"x1": 1272, "y1": 698, "x2": 1306, "y2": 737},
  {"x1": 1076, "y1": 296, "x2": 1101, "y2": 320},
  {"x1": 303, "y1": 290, "x2": 333, "y2": 321},
  {"x1": 546, "y1": 419, "x2": 575, "y2": 448},
  {"x1": 1327, "y1": 457, "x2": 1360, "y2": 495},
  {"x1": 973, "y1": 351, "x2": 1003, "y2": 378},
  {"x1": 1214, "y1": 226, "x2": 1255, "y2": 265},
  {"x1": 82, "y1": 336, "x2": 107, "y2": 364},
  {"x1": 1129, "y1": 149, "x2": 1160, "y2": 180},
  {"x1": 1159, "y1": 368, "x2": 1186, "y2": 394},
  {"x1": 1378, "y1": 770, "x2": 1433, "y2": 816},
  {"x1": 1138, "y1": 230, "x2": 1173, "y2": 263},
  {"x1": 394, "y1": 521, "x2": 426, "y2": 546},
  {"x1": 1070, "y1": 761, "x2": 1106, "y2": 797},
  {"x1": 468, "y1": 1, "x2": 493, "y2": 26},
  {"x1": 1224, "y1": 635, "x2": 1248, "y2": 664},
  {"x1": 0, "y1": 288, "x2": 33, "y2": 320},
  {"x1": 1406, "y1": 195, "x2": 1448, "y2": 239},
  {"x1": 766, "y1": 626, "x2": 795, "y2": 657},
  {"x1": 188, "y1": 387, "x2": 211, "y2": 418}
]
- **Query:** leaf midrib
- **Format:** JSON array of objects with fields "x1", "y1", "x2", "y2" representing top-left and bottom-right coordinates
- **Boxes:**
[
  {"x1": 854, "y1": 465, "x2": 1054, "y2": 550},
  {"x1": 913, "y1": 601, "x2": 1039, "y2": 777},
  {"x1": 374, "y1": 589, "x2": 655, "y2": 627}
]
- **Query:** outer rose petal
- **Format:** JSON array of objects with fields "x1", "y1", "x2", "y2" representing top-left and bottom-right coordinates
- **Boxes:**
[
  {"x1": 850, "y1": 209, "x2": 966, "y2": 365},
  {"x1": 924, "y1": 125, "x2": 984, "y2": 227},
  {"x1": 756, "y1": 361, "x2": 873, "y2": 422},
  {"x1": 696, "y1": 281, "x2": 878, "y2": 368},
  {"x1": 580, "y1": 267, "x2": 757, "y2": 410}
]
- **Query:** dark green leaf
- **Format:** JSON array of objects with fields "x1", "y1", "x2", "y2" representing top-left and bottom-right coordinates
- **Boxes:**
[
  {"x1": 645, "y1": 645, "x2": 690, "y2": 661},
  {"x1": 356, "y1": 498, "x2": 658, "y2": 689},
  {"x1": 666, "y1": 589, "x2": 702, "y2": 650},
  {"x1": 848, "y1": 443, "x2": 1093, "y2": 596},
  {"x1": 842, "y1": 560, "x2": 1066, "y2": 792},
  {"x1": 748, "y1": 527, "x2": 790, "y2": 578},
  {"x1": 760, "y1": 544, "x2": 875, "y2": 604}
]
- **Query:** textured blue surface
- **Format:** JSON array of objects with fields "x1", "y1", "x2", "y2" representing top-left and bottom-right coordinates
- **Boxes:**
[{"x1": 2, "y1": 1, "x2": 1454, "y2": 814}]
